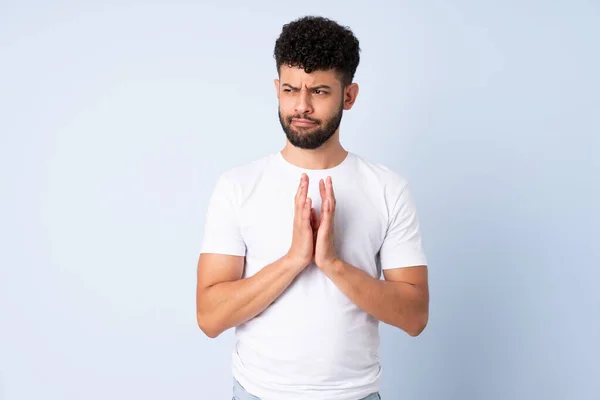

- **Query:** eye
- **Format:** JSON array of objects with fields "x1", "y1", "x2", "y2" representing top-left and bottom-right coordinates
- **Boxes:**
[{"x1": 314, "y1": 89, "x2": 328, "y2": 95}]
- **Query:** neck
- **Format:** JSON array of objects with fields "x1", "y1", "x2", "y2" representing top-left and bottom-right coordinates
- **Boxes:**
[{"x1": 280, "y1": 132, "x2": 348, "y2": 170}]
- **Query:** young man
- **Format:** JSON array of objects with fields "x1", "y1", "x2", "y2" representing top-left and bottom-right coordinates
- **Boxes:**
[{"x1": 196, "y1": 16, "x2": 429, "y2": 400}]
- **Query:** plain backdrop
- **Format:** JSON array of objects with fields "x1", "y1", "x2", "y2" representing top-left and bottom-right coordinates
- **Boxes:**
[{"x1": 1, "y1": 1, "x2": 598, "y2": 399}]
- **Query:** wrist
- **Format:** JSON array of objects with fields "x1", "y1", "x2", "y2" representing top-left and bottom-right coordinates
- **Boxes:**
[
  {"x1": 319, "y1": 257, "x2": 344, "y2": 275},
  {"x1": 283, "y1": 253, "x2": 309, "y2": 272}
]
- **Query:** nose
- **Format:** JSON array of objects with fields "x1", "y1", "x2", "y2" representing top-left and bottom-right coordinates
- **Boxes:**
[{"x1": 294, "y1": 89, "x2": 313, "y2": 115}]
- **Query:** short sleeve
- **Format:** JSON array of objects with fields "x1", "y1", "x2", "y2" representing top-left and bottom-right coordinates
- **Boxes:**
[
  {"x1": 379, "y1": 181, "x2": 428, "y2": 270},
  {"x1": 199, "y1": 174, "x2": 246, "y2": 256}
]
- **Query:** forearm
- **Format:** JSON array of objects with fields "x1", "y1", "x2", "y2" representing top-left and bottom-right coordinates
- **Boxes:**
[
  {"x1": 198, "y1": 255, "x2": 303, "y2": 337},
  {"x1": 324, "y1": 260, "x2": 429, "y2": 336}
]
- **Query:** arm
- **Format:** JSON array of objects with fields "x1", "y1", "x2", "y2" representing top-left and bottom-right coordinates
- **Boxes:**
[
  {"x1": 321, "y1": 261, "x2": 429, "y2": 336},
  {"x1": 314, "y1": 176, "x2": 429, "y2": 336},
  {"x1": 196, "y1": 173, "x2": 316, "y2": 338},
  {"x1": 196, "y1": 253, "x2": 304, "y2": 338}
]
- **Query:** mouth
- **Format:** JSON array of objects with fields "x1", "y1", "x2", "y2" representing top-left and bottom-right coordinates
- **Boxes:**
[{"x1": 291, "y1": 118, "x2": 319, "y2": 127}]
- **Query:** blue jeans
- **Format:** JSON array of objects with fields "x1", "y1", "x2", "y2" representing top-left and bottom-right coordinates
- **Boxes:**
[{"x1": 233, "y1": 378, "x2": 381, "y2": 400}]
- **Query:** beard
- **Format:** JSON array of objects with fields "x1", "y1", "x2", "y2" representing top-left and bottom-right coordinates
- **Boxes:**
[{"x1": 278, "y1": 105, "x2": 344, "y2": 150}]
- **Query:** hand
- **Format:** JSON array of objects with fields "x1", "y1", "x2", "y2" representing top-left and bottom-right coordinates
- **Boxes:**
[
  {"x1": 286, "y1": 173, "x2": 315, "y2": 269},
  {"x1": 314, "y1": 176, "x2": 340, "y2": 270}
]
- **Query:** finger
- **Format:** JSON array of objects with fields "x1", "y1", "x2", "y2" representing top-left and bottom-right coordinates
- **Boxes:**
[
  {"x1": 319, "y1": 199, "x2": 331, "y2": 233},
  {"x1": 301, "y1": 174, "x2": 309, "y2": 203},
  {"x1": 326, "y1": 176, "x2": 335, "y2": 212},
  {"x1": 294, "y1": 175, "x2": 302, "y2": 212},
  {"x1": 319, "y1": 178, "x2": 326, "y2": 203},
  {"x1": 295, "y1": 173, "x2": 303, "y2": 198},
  {"x1": 295, "y1": 173, "x2": 308, "y2": 212},
  {"x1": 302, "y1": 197, "x2": 312, "y2": 225},
  {"x1": 312, "y1": 208, "x2": 319, "y2": 240}
]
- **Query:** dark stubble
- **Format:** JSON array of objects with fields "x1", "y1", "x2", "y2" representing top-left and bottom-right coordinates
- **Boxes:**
[{"x1": 278, "y1": 103, "x2": 344, "y2": 150}]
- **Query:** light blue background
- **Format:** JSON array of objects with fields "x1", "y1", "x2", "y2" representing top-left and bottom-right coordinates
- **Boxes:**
[{"x1": 1, "y1": 1, "x2": 598, "y2": 399}]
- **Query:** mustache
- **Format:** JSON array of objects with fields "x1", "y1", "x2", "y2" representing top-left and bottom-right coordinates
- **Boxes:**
[{"x1": 288, "y1": 115, "x2": 321, "y2": 124}]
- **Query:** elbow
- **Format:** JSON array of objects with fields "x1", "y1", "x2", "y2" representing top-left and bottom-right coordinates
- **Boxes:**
[
  {"x1": 201, "y1": 327, "x2": 221, "y2": 339},
  {"x1": 406, "y1": 312, "x2": 429, "y2": 337},
  {"x1": 196, "y1": 312, "x2": 222, "y2": 339}
]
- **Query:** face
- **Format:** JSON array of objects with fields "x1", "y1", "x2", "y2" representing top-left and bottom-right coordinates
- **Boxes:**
[{"x1": 275, "y1": 66, "x2": 359, "y2": 150}]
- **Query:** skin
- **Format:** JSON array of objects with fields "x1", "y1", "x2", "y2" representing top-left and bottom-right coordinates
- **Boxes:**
[
  {"x1": 196, "y1": 65, "x2": 429, "y2": 338},
  {"x1": 275, "y1": 65, "x2": 358, "y2": 170}
]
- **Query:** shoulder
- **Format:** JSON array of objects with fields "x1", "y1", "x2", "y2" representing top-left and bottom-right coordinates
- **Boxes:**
[
  {"x1": 350, "y1": 152, "x2": 410, "y2": 194},
  {"x1": 350, "y1": 153, "x2": 423, "y2": 226},
  {"x1": 218, "y1": 153, "x2": 273, "y2": 182},
  {"x1": 209, "y1": 152, "x2": 277, "y2": 200}
]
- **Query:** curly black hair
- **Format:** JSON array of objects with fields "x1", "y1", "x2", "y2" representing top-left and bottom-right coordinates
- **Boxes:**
[{"x1": 274, "y1": 16, "x2": 361, "y2": 87}]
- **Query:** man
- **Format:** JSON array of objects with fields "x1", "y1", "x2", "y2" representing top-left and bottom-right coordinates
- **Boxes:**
[{"x1": 196, "y1": 15, "x2": 429, "y2": 400}]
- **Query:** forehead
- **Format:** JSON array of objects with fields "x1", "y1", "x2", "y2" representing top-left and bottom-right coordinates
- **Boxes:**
[{"x1": 279, "y1": 65, "x2": 340, "y2": 87}]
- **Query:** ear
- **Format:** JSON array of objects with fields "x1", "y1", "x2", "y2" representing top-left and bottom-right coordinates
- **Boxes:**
[
  {"x1": 274, "y1": 79, "x2": 280, "y2": 100},
  {"x1": 343, "y1": 82, "x2": 359, "y2": 110}
]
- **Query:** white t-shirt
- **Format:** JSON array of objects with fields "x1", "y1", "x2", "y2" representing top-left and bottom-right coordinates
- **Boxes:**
[{"x1": 200, "y1": 151, "x2": 427, "y2": 400}]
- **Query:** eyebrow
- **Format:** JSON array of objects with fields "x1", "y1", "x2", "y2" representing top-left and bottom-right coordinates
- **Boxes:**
[{"x1": 281, "y1": 83, "x2": 332, "y2": 91}]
